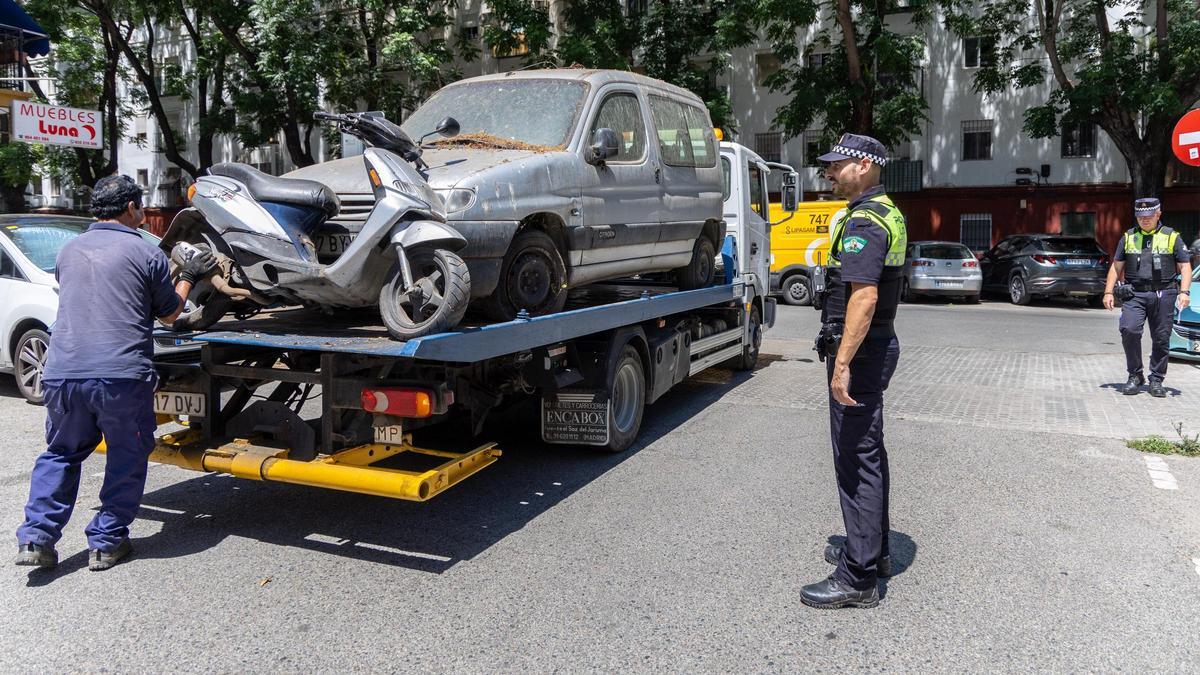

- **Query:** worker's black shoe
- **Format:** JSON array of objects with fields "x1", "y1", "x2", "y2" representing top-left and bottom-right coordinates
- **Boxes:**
[
  {"x1": 88, "y1": 538, "x2": 132, "y2": 571},
  {"x1": 14, "y1": 543, "x2": 57, "y2": 569},
  {"x1": 824, "y1": 544, "x2": 892, "y2": 577},
  {"x1": 800, "y1": 576, "x2": 879, "y2": 609},
  {"x1": 1122, "y1": 374, "x2": 1145, "y2": 395},
  {"x1": 1148, "y1": 379, "x2": 1167, "y2": 398}
]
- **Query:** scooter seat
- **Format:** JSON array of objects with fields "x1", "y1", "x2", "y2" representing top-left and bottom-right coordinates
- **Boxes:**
[{"x1": 209, "y1": 163, "x2": 340, "y2": 218}]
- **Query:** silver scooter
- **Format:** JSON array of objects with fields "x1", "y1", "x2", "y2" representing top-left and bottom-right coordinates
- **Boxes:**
[{"x1": 160, "y1": 112, "x2": 471, "y2": 340}]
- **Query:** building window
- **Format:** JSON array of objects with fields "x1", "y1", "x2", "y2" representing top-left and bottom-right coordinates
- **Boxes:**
[
  {"x1": 806, "y1": 52, "x2": 831, "y2": 70},
  {"x1": 803, "y1": 129, "x2": 823, "y2": 167},
  {"x1": 460, "y1": 25, "x2": 479, "y2": 41},
  {"x1": 136, "y1": 169, "x2": 149, "y2": 190},
  {"x1": 30, "y1": 175, "x2": 42, "y2": 195},
  {"x1": 960, "y1": 213, "x2": 993, "y2": 252},
  {"x1": 134, "y1": 115, "x2": 148, "y2": 143},
  {"x1": 50, "y1": 178, "x2": 61, "y2": 198},
  {"x1": 1060, "y1": 212, "x2": 1096, "y2": 238},
  {"x1": 963, "y1": 37, "x2": 995, "y2": 68},
  {"x1": 756, "y1": 52, "x2": 781, "y2": 86},
  {"x1": 625, "y1": 0, "x2": 648, "y2": 14},
  {"x1": 754, "y1": 131, "x2": 783, "y2": 163},
  {"x1": 1061, "y1": 122, "x2": 1096, "y2": 158},
  {"x1": 962, "y1": 119, "x2": 992, "y2": 161},
  {"x1": 1162, "y1": 210, "x2": 1200, "y2": 246}
]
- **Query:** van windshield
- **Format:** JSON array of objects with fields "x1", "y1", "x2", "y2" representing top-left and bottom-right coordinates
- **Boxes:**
[{"x1": 403, "y1": 80, "x2": 587, "y2": 150}]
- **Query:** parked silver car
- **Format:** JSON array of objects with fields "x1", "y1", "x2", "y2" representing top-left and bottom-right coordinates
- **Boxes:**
[
  {"x1": 902, "y1": 240, "x2": 982, "y2": 303},
  {"x1": 287, "y1": 69, "x2": 725, "y2": 320}
]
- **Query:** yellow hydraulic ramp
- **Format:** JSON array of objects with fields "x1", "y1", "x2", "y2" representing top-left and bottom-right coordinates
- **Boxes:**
[{"x1": 98, "y1": 428, "x2": 501, "y2": 502}]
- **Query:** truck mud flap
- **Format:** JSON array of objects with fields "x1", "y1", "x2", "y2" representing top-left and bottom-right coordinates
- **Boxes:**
[{"x1": 541, "y1": 390, "x2": 610, "y2": 446}]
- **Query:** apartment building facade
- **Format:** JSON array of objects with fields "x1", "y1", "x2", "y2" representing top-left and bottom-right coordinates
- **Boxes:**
[{"x1": 22, "y1": 1, "x2": 1200, "y2": 252}]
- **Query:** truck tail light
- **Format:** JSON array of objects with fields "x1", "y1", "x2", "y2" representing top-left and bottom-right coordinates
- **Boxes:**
[
  {"x1": 1032, "y1": 254, "x2": 1058, "y2": 265},
  {"x1": 911, "y1": 260, "x2": 933, "y2": 267},
  {"x1": 962, "y1": 260, "x2": 978, "y2": 268},
  {"x1": 361, "y1": 387, "x2": 433, "y2": 418}
]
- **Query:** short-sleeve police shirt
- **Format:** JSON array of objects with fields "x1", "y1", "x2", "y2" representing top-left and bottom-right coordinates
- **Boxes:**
[
  {"x1": 1113, "y1": 226, "x2": 1191, "y2": 281},
  {"x1": 837, "y1": 186, "x2": 891, "y2": 286},
  {"x1": 42, "y1": 221, "x2": 178, "y2": 382}
]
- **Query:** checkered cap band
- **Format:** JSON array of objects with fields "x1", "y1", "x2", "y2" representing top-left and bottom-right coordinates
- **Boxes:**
[
  {"x1": 830, "y1": 144, "x2": 887, "y2": 166},
  {"x1": 1134, "y1": 198, "x2": 1160, "y2": 216}
]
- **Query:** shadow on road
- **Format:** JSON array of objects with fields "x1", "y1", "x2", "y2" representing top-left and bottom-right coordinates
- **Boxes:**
[
  {"x1": 1098, "y1": 382, "x2": 1184, "y2": 397},
  {"x1": 23, "y1": 362, "x2": 785, "y2": 580},
  {"x1": 824, "y1": 531, "x2": 918, "y2": 599}
]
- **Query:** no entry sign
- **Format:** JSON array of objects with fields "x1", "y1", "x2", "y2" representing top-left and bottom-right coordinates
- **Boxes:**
[
  {"x1": 9, "y1": 101, "x2": 102, "y2": 150},
  {"x1": 1172, "y1": 109, "x2": 1200, "y2": 167}
]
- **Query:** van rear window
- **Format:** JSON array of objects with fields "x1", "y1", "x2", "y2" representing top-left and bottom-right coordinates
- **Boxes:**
[{"x1": 649, "y1": 95, "x2": 716, "y2": 168}]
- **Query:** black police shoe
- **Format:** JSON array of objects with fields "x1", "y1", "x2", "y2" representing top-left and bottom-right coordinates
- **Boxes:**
[
  {"x1": 15, "y1": 543, "x2": 58, "y2": 569},
  {"x1": 1148, "y1": 379, "x2": 1166, "y2": 398},
  {"x1": 800, "y1": 576, "x2": 879, "y2": 609},
  {"x1": 88, "y1": 538, "x2": 132, "y2": 572},
  {"x1": 824, "y1": 544, "x2": 892, "y2": 577},
  {"x1": 1122, "y1": 374, "x2": 1145, "y2": 395}
]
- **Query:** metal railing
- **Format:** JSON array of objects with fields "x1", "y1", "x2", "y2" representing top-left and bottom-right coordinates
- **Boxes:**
[{"x1": 1, "y1": 27, "x2": 25, "y2": 92}]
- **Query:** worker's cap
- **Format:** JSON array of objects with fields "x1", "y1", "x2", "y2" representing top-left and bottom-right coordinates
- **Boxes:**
[
  {"x1": 1133, "y1": 197, "x2": 1161, "y2": 216},
  {"x1": 817, "y1": 133, "x2": 888, "y2": 167}
]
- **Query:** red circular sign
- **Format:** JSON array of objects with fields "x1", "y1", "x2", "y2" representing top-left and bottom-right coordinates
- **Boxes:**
[{"x1": 1172, "y1": 109, "x2": 1200, "y2": 167}]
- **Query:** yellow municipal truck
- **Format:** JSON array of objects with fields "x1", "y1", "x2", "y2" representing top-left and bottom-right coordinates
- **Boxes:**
[{"x1": 768, "y1": 200, "x2": 847, "y2": 306}]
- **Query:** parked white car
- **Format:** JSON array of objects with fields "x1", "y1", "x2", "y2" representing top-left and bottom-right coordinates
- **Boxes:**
[{"x1": 0, "y1": 214, "x2": 195, "y2": 404}]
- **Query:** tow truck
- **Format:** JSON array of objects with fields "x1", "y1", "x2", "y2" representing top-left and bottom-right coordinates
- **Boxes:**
[{"x1": 108, "y1": 143, "x2": 799, "y2": 503}]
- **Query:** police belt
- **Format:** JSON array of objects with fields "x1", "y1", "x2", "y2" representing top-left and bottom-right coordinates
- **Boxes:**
[
  {"x1": 821, "y1": 321, "x2": 896, "y2": 341},
  {"x1": 1129, "y1": 281, "x2": 1178, "y2": 293}
]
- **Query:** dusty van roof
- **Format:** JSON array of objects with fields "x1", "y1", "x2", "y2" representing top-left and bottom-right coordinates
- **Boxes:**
[{"x1": 448, "y1": 68, "x2": 706, "y2": 107}]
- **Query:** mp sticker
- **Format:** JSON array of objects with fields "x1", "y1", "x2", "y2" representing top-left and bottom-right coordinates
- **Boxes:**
[{"x1": 842, "y1": 235, "x2": 868, "y2": 254}]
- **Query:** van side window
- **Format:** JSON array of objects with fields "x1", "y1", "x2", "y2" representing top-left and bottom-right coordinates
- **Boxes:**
[
  {"x1": 592, "y1": 93, "x2": 647, "y2": 162},
  {"x1": 720, "y1": 157, "x2": 732, "y2": 201},
  {"x1": 748, "y1": 164, "x2": 767, "y2": 220},
  {"x1": 0, "y1": 248, "x2": 19, "y2": 279},
  {"x1": 649, "y1": 96, "x2": 716, "y2": 168}
]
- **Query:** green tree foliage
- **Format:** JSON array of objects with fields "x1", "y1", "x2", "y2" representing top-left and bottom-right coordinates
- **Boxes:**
[
  {"x1": 943, "y1": 0, "x2": 1200, "y2": 198},
  {"x1": 556, "y1": 0, "x2": 638, "y2": 70},
  {"x1": 0, "y1": 143, "x2": 37, "y2": 213},
  {"x1": 483, "y1": 0, "x2": 555, "y2": 66},
  {"x1": 758, "y1": 0, "x2": 931, "y2": 151}
]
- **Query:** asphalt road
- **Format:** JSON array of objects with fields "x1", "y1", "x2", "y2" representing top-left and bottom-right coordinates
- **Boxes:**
[{"x1": 2, "y1": 297, "x2": 1199, "y2": 671}]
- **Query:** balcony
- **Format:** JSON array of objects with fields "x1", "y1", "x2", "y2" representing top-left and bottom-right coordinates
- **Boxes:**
[
  {"x1": 883, "y1": 159, "x2": 923, "y2": 193},
  {"x1": 1, "y1": 27, "x2": 26, "y2": 92}
]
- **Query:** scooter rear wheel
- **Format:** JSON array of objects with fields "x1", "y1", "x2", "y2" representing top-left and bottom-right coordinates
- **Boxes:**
[{"x1": 379, "y1": 248, "x2": 471, "y2": 341}]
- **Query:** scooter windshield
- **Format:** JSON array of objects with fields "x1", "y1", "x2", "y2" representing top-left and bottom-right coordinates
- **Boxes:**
[{"x1": 402, "y1": 79, "x2": 587, "y2": 150}]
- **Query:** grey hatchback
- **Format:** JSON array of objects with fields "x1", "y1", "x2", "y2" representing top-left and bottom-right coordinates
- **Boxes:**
[
  {"x1": 903, "y1": 240, "x2": 982, "y2": 303},
  {"x1": 979, "y1": 234, "x2": 1110, "y2": 306}
]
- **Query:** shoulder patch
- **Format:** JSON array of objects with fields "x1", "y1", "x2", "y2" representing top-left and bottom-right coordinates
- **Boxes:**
[{"x1": 842, "y1": 235, "x2": 868, "y2": 254}]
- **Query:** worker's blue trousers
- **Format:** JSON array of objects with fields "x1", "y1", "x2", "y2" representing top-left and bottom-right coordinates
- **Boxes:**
[{"x1": 16, "y1": 378, "x2": 157, "y2": 552}]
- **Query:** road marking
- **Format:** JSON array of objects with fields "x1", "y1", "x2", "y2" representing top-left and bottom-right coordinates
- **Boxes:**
[
  {"x1": 1193, "y1": 558, "x2": 1200, "y2": 577},
  {"x1": 139, "y1": 504, "x2": 186, "y2": 515},
  {"x1": 1144, "y1": 456, "x2": 1178, "y2": 490},
  {"x1": 303, "y1": 533, "x2": 451, "y2": 562}
]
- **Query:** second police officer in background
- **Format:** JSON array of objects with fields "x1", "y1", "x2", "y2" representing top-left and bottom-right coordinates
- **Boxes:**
[
  {"x1": 803, "y1": 133, "x2": 908, "y2": 609},
  {"x1": 1103, "y1": 198, "x2": 1192, "y2": 397}
]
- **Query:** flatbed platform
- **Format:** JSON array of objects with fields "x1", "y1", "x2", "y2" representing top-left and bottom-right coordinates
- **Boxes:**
[{"x1": 164, "y1": 280, "x2": 743, "y2": 363}]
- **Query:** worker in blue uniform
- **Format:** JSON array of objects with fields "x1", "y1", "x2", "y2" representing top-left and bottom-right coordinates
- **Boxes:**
[
  {"x1": 14, "y1": 175, "x2": 217, "y2": 571},
  {"x1": 1103, "y1": 198, "x2": 1192, "y2": 397},
  {"x1": 803, "y1": 134, "x2": 907, "y2": 609}
]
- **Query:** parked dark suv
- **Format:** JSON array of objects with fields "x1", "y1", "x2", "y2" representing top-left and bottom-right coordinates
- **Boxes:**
[{"x1": 980, "y1": 234, "x2": 1110, "y2": 306}]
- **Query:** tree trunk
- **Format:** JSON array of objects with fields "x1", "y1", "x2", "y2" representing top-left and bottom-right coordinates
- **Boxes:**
[{"x1": 1126, "y1": 148, "x2": 1170, "y2": 203}]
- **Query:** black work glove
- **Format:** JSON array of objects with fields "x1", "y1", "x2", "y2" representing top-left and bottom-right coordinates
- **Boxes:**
[{"x1": 179, "y1": 250, "x2": 219, "y2": 285}]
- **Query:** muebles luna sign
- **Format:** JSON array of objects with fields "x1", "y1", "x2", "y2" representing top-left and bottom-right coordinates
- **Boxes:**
[{"x1": 10, "y1": 101, "x2": 102, "y2": 150}]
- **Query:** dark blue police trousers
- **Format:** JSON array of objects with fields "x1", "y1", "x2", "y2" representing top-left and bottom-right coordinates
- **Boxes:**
[
  {"x1": 1119, "y1": 289, "x2": 1178, "y2": 381},
  {"x1": 826, "y1": 335, "x2": 900, "y2": 590},
  {"x1": 16, "y1": 378, "x2": 157, "y2": 552}
]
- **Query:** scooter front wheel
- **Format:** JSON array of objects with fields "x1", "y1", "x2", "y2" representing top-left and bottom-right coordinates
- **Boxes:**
[{"x1": 379, "y1": 248, "x2": 471, "y2": 341}]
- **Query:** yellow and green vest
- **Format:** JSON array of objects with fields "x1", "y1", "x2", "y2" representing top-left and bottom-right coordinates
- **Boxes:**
[
  {"x1": 828, "y1": 193, "x2": 908, "y2": 269},
  {"x1": 1123, "y1": 226, "x2": 1179, "y2": 284}
]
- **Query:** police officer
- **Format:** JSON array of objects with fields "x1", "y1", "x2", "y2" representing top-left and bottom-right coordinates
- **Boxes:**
[
  {"x1": 14, "y1": 175, "x2": 217, "y2": 571},
  {"x1": 802, "y1": 134, "x2": 907, "y2": 610},
  {"x1": 1102, "y1": 197, "x2": 1192, "y2": 397}
]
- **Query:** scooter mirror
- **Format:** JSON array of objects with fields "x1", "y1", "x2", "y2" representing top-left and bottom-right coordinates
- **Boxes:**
[{"x1": 436, "y1": 117, "x2": 460, "y2": 138}]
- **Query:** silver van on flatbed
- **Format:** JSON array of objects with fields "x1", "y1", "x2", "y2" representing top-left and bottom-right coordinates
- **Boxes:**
[{"x1": 287, "y1": 69, "x2": 725, "y2": 321}]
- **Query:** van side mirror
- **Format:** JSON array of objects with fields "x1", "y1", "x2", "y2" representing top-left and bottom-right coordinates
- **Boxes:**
[
  {"x1": 435, "y1": 116, "x2": 460, "y2": 138},
  {"x1": 781, "y1": 171, "x2": 800, "y2": 212},
  {"x1": 587, "y1": 128, "x2": 621, "y2": 165}
]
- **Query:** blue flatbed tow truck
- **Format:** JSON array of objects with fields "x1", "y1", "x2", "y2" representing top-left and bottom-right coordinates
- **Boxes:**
[{"x1": 118, "y1": 142, "x2": 792, "y2": 502}]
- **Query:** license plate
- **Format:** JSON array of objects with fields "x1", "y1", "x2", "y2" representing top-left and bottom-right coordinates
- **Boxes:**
[
  {"x1": 1062, "y1": 259, "x2": 1091, "y2": 266},
  {"x1": 1192, "y1": 339, "x2": 1200, "y2": 353},
  {"x1": 314, "y1": 234, "x2": 354, "y2": 256},
  {"x1": 154, "y1": 391, "x2": 206, "y2": 417},
  {"x1": 373, "y1": 424, "x2": 404, "y2": 445},
  {"x1": 935, "y1": 280, "x2": 964, "y2": 288}
]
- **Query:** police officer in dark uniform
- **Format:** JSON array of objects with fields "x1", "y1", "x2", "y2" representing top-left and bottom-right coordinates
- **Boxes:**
[
  {"x1": 1103, "y1": 198, "x2": 1192, "y2": 397},
  {"x1": 802, "y1": 134, "x2": 907, "y2": 609}
]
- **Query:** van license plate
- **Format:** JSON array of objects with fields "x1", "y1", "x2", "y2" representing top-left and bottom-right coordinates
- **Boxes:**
[
  {"x1": 314, "y1": 234, "x2": 354, "y2": 255},
  {"x1": 154, "y1": 391, "x2": 206, "y2": 417},
  {"x1": 374, "y1": 424, "x2": 404, "y2": 445}
]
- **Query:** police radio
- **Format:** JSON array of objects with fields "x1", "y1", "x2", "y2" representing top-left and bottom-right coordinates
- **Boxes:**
[{"x1": 811, "y1": 265, "x2": 827, "y2": 311}]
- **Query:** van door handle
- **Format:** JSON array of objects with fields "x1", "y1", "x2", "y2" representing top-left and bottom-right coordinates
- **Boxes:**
[
  {"x1": 751, "y1": 242, "x2": 759, "y2": 255},
  {"x1": 655, "y1": 167, "x2": 661, "y2": 184}
]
